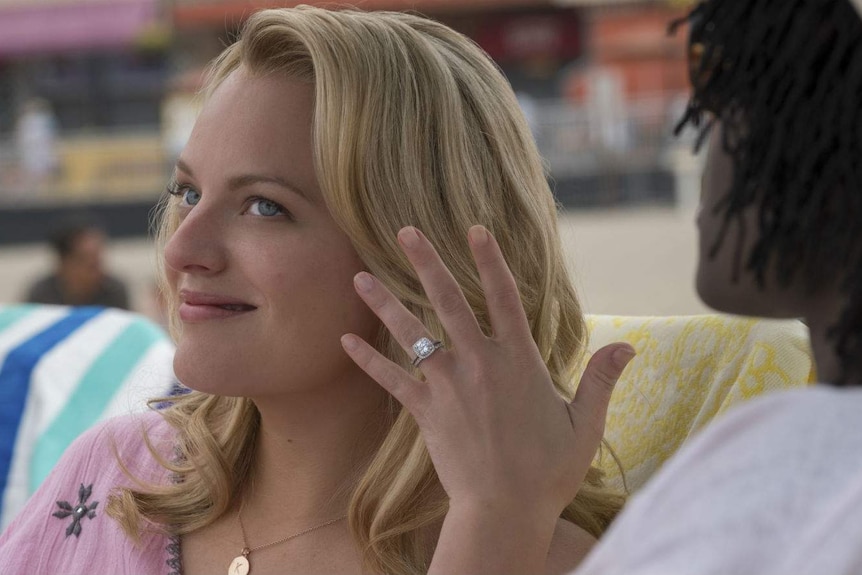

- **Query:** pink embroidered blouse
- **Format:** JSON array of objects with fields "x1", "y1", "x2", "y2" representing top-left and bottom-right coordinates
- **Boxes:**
[{"x1": 0, "y1": 412, "x2": 180, "y2": 575}]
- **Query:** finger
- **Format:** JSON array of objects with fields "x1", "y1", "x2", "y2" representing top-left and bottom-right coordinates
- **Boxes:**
[
  {"x1": 567, "y1": 343, "x2": 636, "y2": 462},
  {"x1": 397, "y1": 227, "x2": 484, "y2": 348},
  {"x1": 353, "y1": 271, "x2": 446, "y2": 369},
  {"x1": 467, "y1": 225, "x2": 532, "y2": 342},
  {"x1": 341, "y1": 333, "x2": 430, "y2": 413}
]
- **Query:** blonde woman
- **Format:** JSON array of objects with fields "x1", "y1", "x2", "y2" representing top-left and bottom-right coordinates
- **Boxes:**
[{"x1": 0, "y1": 7, "x2": 635, "y2": 575}]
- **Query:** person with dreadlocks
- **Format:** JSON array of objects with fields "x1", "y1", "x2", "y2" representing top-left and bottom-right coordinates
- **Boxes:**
[{"x1": 568, "y1": 0, "x2": 862, "y2": 572}]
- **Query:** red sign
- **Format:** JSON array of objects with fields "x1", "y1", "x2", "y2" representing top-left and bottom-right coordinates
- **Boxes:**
[{"x1": 476, "y1": 10, "x2": 581, "y2": 64}]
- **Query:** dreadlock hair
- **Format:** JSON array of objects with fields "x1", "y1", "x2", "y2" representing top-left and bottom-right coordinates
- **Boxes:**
[{"x1": 671, "y1": 0, "x2": 862, "y2": 384}]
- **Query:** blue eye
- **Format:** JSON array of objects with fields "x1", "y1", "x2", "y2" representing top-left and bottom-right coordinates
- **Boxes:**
[
  {"x1": 180, "y1": 188, "x2": 202, "y2": 207},
  {"x1": 248, "y1": 198, "x2": 285, "y2": 217},
  {"x1": 166, "y1": 181, "x2": 201, "y2": 208}
]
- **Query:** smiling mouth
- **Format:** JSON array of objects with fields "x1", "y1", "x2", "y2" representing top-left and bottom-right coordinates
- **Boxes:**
[
  {"x1": 178, "y1": 300, "x2": 258, "y2": 323},
  {"x1": 218, "y1": 304, "x2": 256, "y2": 311}
]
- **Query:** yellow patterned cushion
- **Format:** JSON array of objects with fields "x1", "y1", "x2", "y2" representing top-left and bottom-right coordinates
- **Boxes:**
[{"x1": 583, "y1": 314, "x2": 816, "y2": 493}]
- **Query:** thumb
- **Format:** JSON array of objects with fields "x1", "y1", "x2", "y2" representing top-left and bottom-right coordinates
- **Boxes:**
[{"x1": 568, "y1": 343, "x2": 636, "y2": 459}]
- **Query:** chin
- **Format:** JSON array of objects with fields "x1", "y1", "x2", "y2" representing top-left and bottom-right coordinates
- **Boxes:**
[
  {"x1": 172, "y1": 348, "x2": 246, "y2": 396},
  {"x1": 696, "y1": 268, "x2": 800, "y2": 319},
  {"x1": 697, "y1": 288, "x2": 761, "y2": 317},
  {"x1": 696, "y1": 262, "x2": 739, "y2": 314}
]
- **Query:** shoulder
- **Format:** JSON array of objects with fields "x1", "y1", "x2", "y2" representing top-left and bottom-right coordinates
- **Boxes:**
[
  {"x1": 23, "y1": 410, "x2": 172, "y2": 497},
  {"x1": 25, "y1": 275, "x2": 59, "y2": 302},
  {"x1": 575, "y1": 386, "x2": 862, "y2": 575},
  {"x1": 102, "y1": 275, "x2": 128, "y2": 294},
  {"x1": 0, "y1": 411, "x2": 174, "y2": 575},
  {"x1": 27, "y1": 274, "x2": 55, "y2": 289},
  {"x1": 96, "y1": 411, "x2": 176, "y2": 478},
  {"x1": 544, "y1": 518, "x2": 596, "y2": 574},
  {"x1": 69, "y1": 410, "x2": 170, "y2": 451},
  {"x1": 99, "y1": 276, "x2": 130, "y2": 308},
  {"x1": 665, "y1": 385, "x2": 862, "y2": 472}
]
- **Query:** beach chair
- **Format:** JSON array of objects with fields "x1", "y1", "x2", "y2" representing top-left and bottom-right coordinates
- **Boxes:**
[
  {"x1": 0, "y1": 304, "x2": 175, "y2": 529},
  {"x1": 586, "y1": 314, "x2": 816, "y2": 492}
]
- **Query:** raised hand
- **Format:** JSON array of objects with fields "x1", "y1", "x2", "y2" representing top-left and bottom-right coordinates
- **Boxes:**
[{"x1": 341, "y1": 225, "x2": 634, "y2": 574}]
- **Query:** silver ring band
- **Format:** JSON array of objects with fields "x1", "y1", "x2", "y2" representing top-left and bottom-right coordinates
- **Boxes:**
[{"x1": 411, "y1": 337, "x2": 444, "y2": 367}]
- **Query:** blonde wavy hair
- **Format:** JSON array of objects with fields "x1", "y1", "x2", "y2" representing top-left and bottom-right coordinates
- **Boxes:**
[{"x1": 107, "y1": 6, "x2": 624, "y2": 573}]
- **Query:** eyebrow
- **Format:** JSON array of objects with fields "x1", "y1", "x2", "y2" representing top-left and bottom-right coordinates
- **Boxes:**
[{"x1": 174, "y1": 159, "x2": 311, "y2": 202}]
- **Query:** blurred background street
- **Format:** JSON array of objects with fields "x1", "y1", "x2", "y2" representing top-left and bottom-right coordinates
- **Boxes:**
[{"x1": 0, "y1": 0, "x2": 707, "y2": 320}]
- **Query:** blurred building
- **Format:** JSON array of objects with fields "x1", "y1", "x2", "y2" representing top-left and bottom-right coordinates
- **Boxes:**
[
  {"x1": 0, "y1": 0, "x2": 695, "y2": 244},
  {"x1": 172, "y1": 0, "x2": 585, "y2": 96},
  {"x1": 168, "y1": 0, "x2": 687, "y2": 103},
  {"x1": 0, "y1": 0, "x2": 171, "y2": 205},
  {"x1": 169, "y1": 0, "x2": 691, "y2": 206},
  {"x1": 549, "y1": 0, "x2": 692, "y2": 206}
]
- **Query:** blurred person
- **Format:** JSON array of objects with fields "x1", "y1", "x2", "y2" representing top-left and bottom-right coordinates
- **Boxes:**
[
  {"x1": 0, "y1": 8, "x2": 634, "y2": 575},
  {"x1": 585, "y1": 68, "x2": 628, "y2": 153},
  {"x1": 516, "y1": 90, "x2": 540, "y2": 137},
  {"x1": 14, "y1": 97, "x2": 60, "y2": 191},
  {"x1": 25, "y1": 223, "x2": 130, "y2": 309}
]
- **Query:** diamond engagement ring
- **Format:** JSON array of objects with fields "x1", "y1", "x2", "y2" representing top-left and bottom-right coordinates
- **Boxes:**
[{"x1": 411, "y1": 337, "x2": 444, "y2": 367}]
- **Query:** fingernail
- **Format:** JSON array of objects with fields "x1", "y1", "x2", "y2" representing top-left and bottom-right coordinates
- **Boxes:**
[
  {"x1": 468, "y1": 225, "x2": 489, "y2": 246},
  {"x1": 398, "y1": 226, "x2": 420, "y2": 248},
  {"x1": 612, "y1": 345, "x2": 636, "y2": 371},
  {"x1": 354, "y1": 272, "x2": 374, "y2": 293},
  {"x1": 341, "y1": 334, "x2": 359, "y2": 351}
]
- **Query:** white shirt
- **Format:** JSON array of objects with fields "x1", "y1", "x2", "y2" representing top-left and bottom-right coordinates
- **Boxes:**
[{"x1": 575, "y1": 386, "x2": 862, "y2": 575}]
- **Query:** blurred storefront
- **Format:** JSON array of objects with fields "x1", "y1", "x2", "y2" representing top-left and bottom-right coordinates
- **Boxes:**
[
  {"x1": 0, "y1": 0, "x2": 171, "y2": 207},
  {"x1": 168, "y1": 0, "x2": 692, "y2": 208},
  {"x1": 548, "y1": 0, "x2": 692, "y2": 206},
  {"x1": 169, "y1": 0, "x2": 586, "y2": 95},
  {"x1": 0, "y1": 0, "x2": 695, "y2": 243}
]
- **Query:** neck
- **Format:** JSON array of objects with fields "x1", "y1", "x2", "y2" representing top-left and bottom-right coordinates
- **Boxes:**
[{"x1": 239, "y1": 374, "x2": 392, "y2": 537}]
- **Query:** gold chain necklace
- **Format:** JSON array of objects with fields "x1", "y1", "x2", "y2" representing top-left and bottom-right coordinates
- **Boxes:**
[{"x1": 227, "y1": 502, "x2": 347, "y2": 575}]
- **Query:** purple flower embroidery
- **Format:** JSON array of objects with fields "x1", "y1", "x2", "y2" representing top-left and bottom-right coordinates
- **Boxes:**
[{"x1": 53, "y1": 483, "x2": 99, "y2": 538}]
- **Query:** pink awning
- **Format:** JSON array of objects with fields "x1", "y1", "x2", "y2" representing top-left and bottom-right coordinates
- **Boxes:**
[{"x1": 0, "y1": 0, "x2": 159, "y2": 57}]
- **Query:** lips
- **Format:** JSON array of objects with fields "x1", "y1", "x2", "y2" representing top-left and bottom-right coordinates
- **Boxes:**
[
  {"x1": 213, "y1": 303, "x2": 255, "y2": 311},
  {"x1": 178, "y1": 290, "x2": 257, "y2": 322}
]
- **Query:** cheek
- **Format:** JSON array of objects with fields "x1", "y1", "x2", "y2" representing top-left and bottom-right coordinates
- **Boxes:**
[
  {"x1": 696, "y1": 126, "x2": 738, "y2": 309},
  {"x1": 695, "y1": 242, "x2": 736, "y2": 312},
  {"x1": 695, "y1": 201, "x2": 789, "y2": 316},
  {"x1": 267, "y1": 247, "x2": 378, "y2": 337},
  {"x1": 324, "y1": 253, "x2": 380, "y2": 339}
]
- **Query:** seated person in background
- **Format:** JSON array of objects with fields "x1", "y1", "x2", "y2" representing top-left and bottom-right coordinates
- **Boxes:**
[{"x1": 25, "y1": 222, "x2": 129, "y2": 309}]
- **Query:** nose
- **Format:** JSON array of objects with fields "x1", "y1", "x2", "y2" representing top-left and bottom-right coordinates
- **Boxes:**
[{"x1": 164, "y1": 203, "x2": 227, "y2": 276}]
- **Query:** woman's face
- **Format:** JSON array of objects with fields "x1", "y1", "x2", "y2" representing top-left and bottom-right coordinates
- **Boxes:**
[
  {"x1": 696, "y1": 122, "x2": 807, "y2": 318},
  {"x1": 164, "y1": 67, "x2": 380, "y2": 397}
]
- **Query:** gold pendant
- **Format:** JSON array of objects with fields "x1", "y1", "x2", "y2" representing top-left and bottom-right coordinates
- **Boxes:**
[{"x1": 228, "y1": 554, "x2": 250, "y2": 575}]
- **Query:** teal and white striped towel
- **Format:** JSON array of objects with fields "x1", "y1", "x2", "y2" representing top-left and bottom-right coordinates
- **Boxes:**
[{"x1": 0, "y1": 304, "x2": 176, "y2": 529}]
